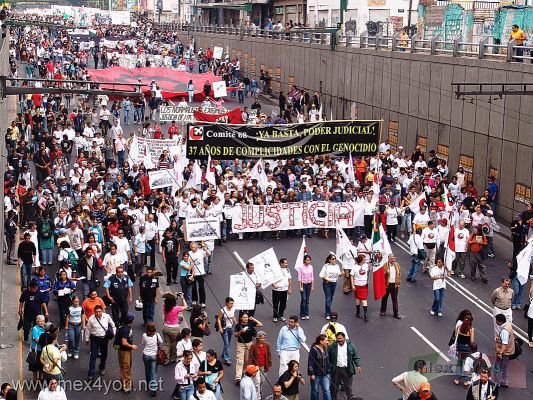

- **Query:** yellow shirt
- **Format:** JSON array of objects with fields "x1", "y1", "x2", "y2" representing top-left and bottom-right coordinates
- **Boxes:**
[{"x1": 511, "y1": 29, "x2": 526, "y2": 45}]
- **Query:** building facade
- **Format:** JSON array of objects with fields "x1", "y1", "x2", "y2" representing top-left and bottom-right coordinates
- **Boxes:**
[{"x1": 307, "y1": 0, "x2": 418, "y2": 35}]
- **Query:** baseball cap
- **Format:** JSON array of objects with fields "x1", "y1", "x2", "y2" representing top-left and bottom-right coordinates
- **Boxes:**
[{"x1": 124, "y1": 312, "x2": 135, "y2": 323}]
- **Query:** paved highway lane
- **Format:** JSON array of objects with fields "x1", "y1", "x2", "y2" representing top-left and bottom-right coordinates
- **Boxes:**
[{"x1": 15, "y1": 230, "x2": 530, "y2": 400}]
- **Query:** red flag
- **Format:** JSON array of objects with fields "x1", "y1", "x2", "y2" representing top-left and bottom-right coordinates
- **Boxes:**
[
  {"x1": 193, "y1": 107, "x2": 244, "y2": 124},
  {"x1": 445, "y1": 224, "x2": 456, "y2": 271}
]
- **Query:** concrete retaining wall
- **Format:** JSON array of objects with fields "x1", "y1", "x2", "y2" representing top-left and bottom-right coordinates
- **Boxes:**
[{"x1": 188, "y1": 32, "x2": 533, "y2": 222}]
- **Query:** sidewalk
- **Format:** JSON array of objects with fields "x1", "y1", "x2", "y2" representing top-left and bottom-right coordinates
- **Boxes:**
[{"x1": 0, "y1": 95, "x2": 24, "y2": 394}]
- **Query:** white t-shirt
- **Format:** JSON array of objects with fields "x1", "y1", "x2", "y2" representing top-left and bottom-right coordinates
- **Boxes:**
[
  {"x1": 272, "y1": 268, "x2": 292, "y2": 292},
  {"x1": 144, "y1": 221, "x2": 158, "y2": 240},
  {"x1": 112, "y1": 236, "x2": 130, "y2": 263},
  {"x1": 350, "y1": 263, "x2": 370, "y2": 286},
  {"x1": 319, "y1": 263, "x2": 343, "y2": 283},
  {"x1": 385, "y1": 207, "x2": 399, "y2": 226},
  {"x1": 190, "y1": 249, "x2": 207, "y2": 276},
  {"x1": 430, "y1": 266, "x2": 447, "y2": 290},
  {"x1": 454, "y1": 228, "x2": 470, "y2": 253}
]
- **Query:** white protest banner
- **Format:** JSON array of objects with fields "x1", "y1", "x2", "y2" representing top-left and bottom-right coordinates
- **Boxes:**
[
  {"x1": 229, "y1": 273, "x2": 256, "y2": 311},
  {"x1": 148, "y1": 169, "x2": 175, "y2": 189},
  {"x1": 248, "y1": 248, "x2": 284, "y2": 289},
  {"x1": 232, "y1": 201, "x2": 365, "y2": 233},
  {"x1": 213, "y1": 46, "x2": 224, "y2": 60},
  {"x1": 159, "y1": 105, "x2": 228, "y2": 123},
  {"x1": 130, "y1": 136, "x2": 180, "y2": 165},
  {"x1": 110, "y1": 10, "x2": 131, "y2": 25},
  {"x1": 79, "y1": 42, "x2": 91, "y2": 51},
  {"x1": 213, "y1": 81, "x2": 228, "y2": 98},
  {"x1": 184, "y1": 217, "x2": 221, "y2": 242}
]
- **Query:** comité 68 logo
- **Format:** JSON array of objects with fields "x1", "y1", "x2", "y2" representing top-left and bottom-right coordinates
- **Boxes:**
[{"x1": 189, "y1": 126, "x2": 204, "y2": 141}]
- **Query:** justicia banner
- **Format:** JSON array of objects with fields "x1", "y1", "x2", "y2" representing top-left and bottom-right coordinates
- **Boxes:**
[
  {"x1": 186, "y1": 120, "x2": 381, "y2": 159},
  {"x1": 231, "y1": 201, "x2": 365, "y2": 233}
]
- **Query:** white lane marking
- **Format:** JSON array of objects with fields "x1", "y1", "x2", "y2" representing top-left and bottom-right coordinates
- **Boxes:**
[
  {"x1": 394, "y1": 240, "x2": 529, "y2": 342},
  {"x1": 410, "y1": 326, "x2": 451, "y2": 362}
]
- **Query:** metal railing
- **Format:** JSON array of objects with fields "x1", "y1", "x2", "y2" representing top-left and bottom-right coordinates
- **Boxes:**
[{"x1": 169, "y1": 23, "x2": 533, "y2": 63}]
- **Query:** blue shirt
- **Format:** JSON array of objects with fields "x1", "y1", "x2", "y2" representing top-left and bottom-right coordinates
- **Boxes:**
[
  {"x1": 488, "y1": 182, "x2": 498, "y2": 199},
  {"x1": 276, "y1": 325, "x2": 306, "y2": 352},
  {"x1": 103, "y1": 276, "x2": 134, "y2": 289},
  {"x1": 35, "y1": 275, "x2": 52, "y2": 303}
]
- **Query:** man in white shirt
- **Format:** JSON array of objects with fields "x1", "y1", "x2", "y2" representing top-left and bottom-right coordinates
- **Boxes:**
[
  {"x1": 190, "y1": 241, "x2": 211, "y2": 307},
  {"x1": 436, "y1": 218, "x2": 449, "y2": 262},
  {"x1": 429, "y1": 259, "x2": 448, "y2": 316},
  {"x1": 406, "y1": 230, "x2": 424, "y2": 282},
  {"x1": 452, "y1": 220, "x2": 470, "y2": 278},
  {"x1": 87, "y1": 305, "x2": 116, "y2": 379},
  {"x1": 189, "y1": 379, "x2": 217, "y2": 400},
  {"x1": 112, "y1": 229, "x2": 132, "y2": 272},
  {"x1": 272, "y1": 258, "x2": 292, "y2": 322},
  {"x1": 421, "y1": 221, "x2": 438, "y2": 273},
  {"x1": 412, "y1": 207, "x2": 430, "y2": 232},
  {"x1": 144, "y1": 214, "x2": 158, "y2": 268}
]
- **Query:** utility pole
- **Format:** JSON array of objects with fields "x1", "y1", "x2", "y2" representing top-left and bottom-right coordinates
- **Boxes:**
[{"x1": 407, "y1": 0, "x2": 413, "y2": 36}]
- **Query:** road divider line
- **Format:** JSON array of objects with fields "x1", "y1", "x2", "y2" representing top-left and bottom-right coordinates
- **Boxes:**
[
  {"x1": 410, "y1": 326, "x2": 451, "y2": 362},
  {"x1": 394, "y1": 240, "x2": 529, "y2": 342}
]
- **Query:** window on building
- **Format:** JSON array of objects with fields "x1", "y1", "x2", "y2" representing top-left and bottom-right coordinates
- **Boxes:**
[
  {"x1": 288, "y1": 76, "x2": 295, "y2": 86},
  {"x1": 276, "y1": 67, "x2": 281, "y2": 80},
  {"x1": 459, "y1": 154, "x2": 474, "y2": 182},
  {"x1": 388, "y1": 121, "x2": 398, "y2": 150},
  {"x1": 489, "y1": 167, "x2": 499, "y2": 180},
  {"x1": 515, "y1": 183, "x2": 532, "y2": 204},
  {"x1": 417, "y1": 136, "x2": 427, "y2": 153},
  {"x1": 251, "y1": 57, "x2": 256, "y2": 74},
  {"x1": 437, "y1": 144, "x2": 449, "y2": 162},
  {"x1": 275, "y1": 6, "x2": 284, "y2": 15}
]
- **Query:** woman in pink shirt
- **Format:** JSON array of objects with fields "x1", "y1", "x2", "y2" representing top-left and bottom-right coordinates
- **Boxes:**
[
  {"x1": 297, "y1": 255, "x2": 314, "y2": 320},
  {"x1": 162, "y1": 293, "x2": 188, "y2": 363}
]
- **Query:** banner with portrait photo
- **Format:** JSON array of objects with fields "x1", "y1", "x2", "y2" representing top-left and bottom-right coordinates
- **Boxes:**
[
  {"x1": 231, "y1": 201, "x2": 365, "y2": 233},
  {"x1": 184, "y1": 217, "x2": 221, "y2": 242},
  {"x1": 229, "y1": 273, "x2": 257, "y2": 311},
  {"x1": 248, "y1": 248, "x2": 284, "y2": 289},
  {"x1": 186, "y1": 120, "x2": 381, "y2": 159}
]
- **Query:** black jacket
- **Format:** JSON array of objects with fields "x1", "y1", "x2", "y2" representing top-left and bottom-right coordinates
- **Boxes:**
[
  {"x1": 466, "y1": 379, "x2": 498, "y2": 400},
  {"x1": 78, "y1": 256, "x2": 99, "y2": 283}
]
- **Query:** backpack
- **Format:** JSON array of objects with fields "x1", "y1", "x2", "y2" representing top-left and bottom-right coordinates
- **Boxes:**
[
  {"x1": 325, "y1": 323, "x2": 337, "y2": 346},
  {"x1": 41, "y1": 220, "x2": 52, "y2": 238},
  {"x1": 472, "y1": 353, "x2": 488, "y2": 374},
  {"x1": 66, "y1": 249, "x2": 78, "y2": 268}
]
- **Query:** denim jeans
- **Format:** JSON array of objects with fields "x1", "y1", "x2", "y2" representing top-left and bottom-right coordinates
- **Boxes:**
[
  {"x1": 142, "y1": 298, "x2": 155, "y2": 324},
  {"x1": 123, "y1": 109, "x2": 130, "y2": 125},
  {"x1": 322, "y1": 281, "x2": 337, "y2": 317},
  {"x1": 455, "y1": 344, "x2": 471, "y2": 380},
  {"x1": 180, "y1": 276, "x2": 192, "y2": 306},
  {"x1": 494, "y1": 355, "x2": 510, "y2": 386},
  {"x1": 21, "y1": 262, "x2": 33, "y2": 288},
  {"x1": 67, "y1": 324, "x2": 82, "y2": 355},
  {"x1": 221, "y1": 327, "x2": 234, "y2": 362},
  {"x1": 300, "y1": 283, "x2": 312, "y2": 317},
  {"x1": 174, "y1": 383, "x2": 194, "y2": 400},
  {"x1": 41, "y1": 248, "x2": 53, "y2": 265},
  {"x1": 432, "y1": 288, "x2": 445, "y2": 314},
  {"x1": 400, "y1": 212, "x2": 412, "y2": 234},
  {"x1": 117, "y1": 151, "x2": 125, "y2": 168},
  {"x1": 311, "y1": 374, "x2": 332, "y2": 400},
  {"x1": 134, "y1": 108, "x2": 142, "y2": 123},
  {"x1": 143, "y1": 354, "x2": 158, "y2": 392},
  {"x1": 407, "y1": 255, "x2": 421, "y2": 280},
  {"x1": 512, "y1": 277, "x2": 523, "y2": 308}
]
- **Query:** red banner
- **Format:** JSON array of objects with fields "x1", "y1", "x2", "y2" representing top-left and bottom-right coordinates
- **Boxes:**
[
  {"x1": 193, "y1": 107, "x2": 244, "y2": 124},
  {"x1": 87, "y1": 67, "x2": 224, "y2": 100}
]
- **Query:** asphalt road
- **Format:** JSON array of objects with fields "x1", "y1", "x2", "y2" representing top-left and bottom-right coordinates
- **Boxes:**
[{"x1": 11, "y1": 228, "x2": 533, "y2": 400}]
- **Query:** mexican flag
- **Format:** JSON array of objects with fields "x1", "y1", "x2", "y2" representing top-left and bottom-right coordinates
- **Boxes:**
[
  {"x1": 372, "y1": 216, "x2": 392, "y2": 300},
  {"x1": 445, "y1": 217, "x2": 456, "y2": 272}
]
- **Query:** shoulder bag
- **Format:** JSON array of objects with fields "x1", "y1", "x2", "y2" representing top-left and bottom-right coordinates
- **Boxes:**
[
  {"x1": 95, "y1": 314, "x2": 115, "y2": 340},
  {"x1": 447, "y1": 327, "x2": 458, "y2": 359}
]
